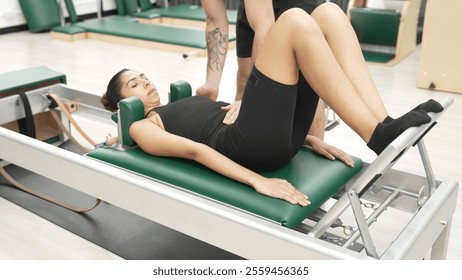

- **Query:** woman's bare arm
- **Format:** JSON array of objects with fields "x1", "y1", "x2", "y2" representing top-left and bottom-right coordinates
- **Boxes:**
[{"x1": 130, "y1": 119, "x2": 310, "y2": 206}]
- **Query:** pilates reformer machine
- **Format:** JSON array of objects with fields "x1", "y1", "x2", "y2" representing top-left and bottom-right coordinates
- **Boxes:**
[
  {"x1": 17, "y1": 0, "x2": 236, "y2": 58},
  {"x1": 347, "y1": 0, "x2": 422, "y2": 65},
  {"x1": 0, "y1": 68, "x2": 458, "y2": 260},
  {"x1": 46, "y1": 0, "x2": 237, "y2": 58}
]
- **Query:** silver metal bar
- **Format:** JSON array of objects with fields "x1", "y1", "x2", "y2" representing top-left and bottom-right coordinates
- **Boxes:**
[
  {"x1": 417, "y1": 140, "x2": 438, "y2": 195},
  {"x1": 309, "y1": 96, "x2": 454, "y2": 238},
  {"x1": 429, "y1": 218, "x2": 452, "y2": 259},
  {"x1": 344, "y1": 190, "x2": 400, "y2": 249},
  {"x1": 348, "y1": 188, "x2": 379, "y2": 258},
  {"x1": 380, "y1": 180, "x2": 458, "y2": 259},
  {"x1": 97, "y1": 0, "x2": 102, "y2": 19}
]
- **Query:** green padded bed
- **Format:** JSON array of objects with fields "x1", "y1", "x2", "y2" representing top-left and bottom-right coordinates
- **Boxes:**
[
  {"x1": 350, "y1": 8, "x2": 400, "y2": 63},
  {"x1": 86, "y1": 81, "x2": 363, "y2": 229},
  {"x1": 87, "y1": 145, "x2": 362, "y2": 229},
  {"x1": 52, "y1": 17, "x2": 236, "y2": 50},
  {"x1": 0, "y1": 66, "x2": 66, "y2": 95},
  {"x1": 133, "y1": 4, "x2": 238, "y2": 25},
  {"x1": 73, "y1": 18, "x2": 236, "y2": 49}
]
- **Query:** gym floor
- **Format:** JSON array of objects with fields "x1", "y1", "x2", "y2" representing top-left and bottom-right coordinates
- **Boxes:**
[{"x1": 0, "y1": 29, "x2": 461, "y2": 259}]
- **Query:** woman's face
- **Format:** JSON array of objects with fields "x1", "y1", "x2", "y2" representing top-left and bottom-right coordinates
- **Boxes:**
[{"x1": 119, "y1": 70, "x2": 160, "y2": 108}]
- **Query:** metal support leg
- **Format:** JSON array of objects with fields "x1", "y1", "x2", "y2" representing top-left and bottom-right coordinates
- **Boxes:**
[
  {"x1": 430, "y1": 218, "x2": 452, "y2": 259},
  {"x1": 325, "y1": 104, "x2": 340, "y2": 131},
  {"x1": 344, "y1": 189, "x2": 400, "y2": 248},
  {"x1": 97, "y1": 0, "x2": 102, "y2": 19},
  {"x1": 348, "y1": 188, "x2": 379, "y2": 258},
  {"x1": 417, "y1": 140, "x2": 438, "y2": 195}
]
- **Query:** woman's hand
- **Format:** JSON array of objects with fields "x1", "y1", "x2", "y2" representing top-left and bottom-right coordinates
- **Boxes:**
[
  {"x1": 221, "y1": 100, "x2": 242, "y2": 125},
  {"x1": 250, "y1": 177, "x2": 310, "y2": 207},
  {"x1": 305, "y1": 135, "x2": 355, "y2": 167}
]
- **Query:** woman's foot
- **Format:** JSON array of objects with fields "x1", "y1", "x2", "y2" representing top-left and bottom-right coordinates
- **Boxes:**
[
  {"x1": 382, "y1": 99, "x2": 443, "y2": 124},
  {"x1": 367, "y1": 110, "x2": 431, "y2": 155}
]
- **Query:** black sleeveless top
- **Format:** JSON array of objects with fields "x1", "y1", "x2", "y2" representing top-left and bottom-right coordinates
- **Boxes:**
[
  {"x1": 151, "y1": 96, "x2": 229, "y2": 146},
  {"x1": 146, "y1": 66, "x2": 317, "y2": 172}
]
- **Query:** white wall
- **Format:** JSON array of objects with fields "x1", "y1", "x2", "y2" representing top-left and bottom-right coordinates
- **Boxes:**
[
  {"x1": 0, "y1": 0, "x2": 117, "y2": 29},
  {"x1": 366, "y1": 0, "x2": 406, "y2": 12}
]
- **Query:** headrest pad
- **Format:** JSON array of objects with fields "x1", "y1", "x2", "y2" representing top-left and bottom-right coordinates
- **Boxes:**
[
  {"x1": 114, "y1": 80, "x2": 193, "y2": 147},
  {"x1": 118, "y1": 96, "x2": 144, "y2": 147}
]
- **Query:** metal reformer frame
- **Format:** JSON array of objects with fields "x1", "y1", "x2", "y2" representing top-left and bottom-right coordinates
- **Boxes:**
[{"x1": 0, "y1": 84, "x2": 458, "y2": 259}]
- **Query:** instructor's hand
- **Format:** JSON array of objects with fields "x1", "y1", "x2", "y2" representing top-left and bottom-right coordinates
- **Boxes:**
[
  {"x1": 221, "y1": 100, "x2": 241, "y2": 125},
  {"x1": 196, "y1": 84, "x2": 218, "y2": 101}
]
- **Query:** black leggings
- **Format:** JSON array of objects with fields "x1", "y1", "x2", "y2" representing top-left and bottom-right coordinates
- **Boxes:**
[{"x1": 217, "y1": 67, "x2": 319, "y2": 172}]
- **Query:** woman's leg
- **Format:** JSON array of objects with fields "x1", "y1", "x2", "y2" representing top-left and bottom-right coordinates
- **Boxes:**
[
  {"x1": 254, "y1": 8, "x2": 439, "y2": 154},
  {"x1": 255, "y1": 8, "x2": 378, "y2": 142},
  {"x1": 310, "y1": 3, "x2": 389, "y2": 122}
]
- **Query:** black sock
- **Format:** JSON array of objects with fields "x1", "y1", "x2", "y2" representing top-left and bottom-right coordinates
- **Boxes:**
[
  {"x1": 413, "y1": 99, "x2": 444, "y2": 113},
  {"x1": 383, "y1": 115, "x2": 394, "y2": 124},
  {"x1": 382, "y1": 99, "x2": 442, "y2": 124},
  {"x1": 367, "y1": 110, "x2": 431, "y2": 155}
]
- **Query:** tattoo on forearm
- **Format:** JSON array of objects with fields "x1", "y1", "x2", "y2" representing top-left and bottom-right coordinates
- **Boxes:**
[
  {"x1": 206, "y1": 16, "x2": 214, "y2": 25},
  {"x1": 206, "y1": 28, "x2": 227, "y2": 72}
]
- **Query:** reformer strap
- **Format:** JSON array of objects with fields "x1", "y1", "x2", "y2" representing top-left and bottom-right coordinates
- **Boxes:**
[
  {"x1": 0, "y1": 92, "x2": 103, "y2": 213},
  {"x1": 48, "y1": 109, "x2": 89, "y2": 153},
  {"x1": 47, "y1": 92, "x2": 97, "y2": 147},
  {"x1": 0, "y1": 166, "x2": 101, "y2": 213},
  {"x1": 17, "y1": 92, "x2": 36, "y2": 138}
]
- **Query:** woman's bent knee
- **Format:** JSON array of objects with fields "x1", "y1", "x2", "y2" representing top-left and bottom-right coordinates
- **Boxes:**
[{"x1": 276, "y1": 8, "x2": 321, "y2": 35}]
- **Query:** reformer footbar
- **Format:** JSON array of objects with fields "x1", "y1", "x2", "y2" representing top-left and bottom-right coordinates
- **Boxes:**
[{"x1": 309, "y1": 96, "x2": 454, "y2": 258}]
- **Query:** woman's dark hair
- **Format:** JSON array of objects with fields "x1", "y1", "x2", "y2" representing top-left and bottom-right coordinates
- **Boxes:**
[{"x1": 101, "y1": 68, "x2": 131, "y2": 112}]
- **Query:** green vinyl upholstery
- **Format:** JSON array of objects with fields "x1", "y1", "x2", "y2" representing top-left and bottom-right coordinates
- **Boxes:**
[
  {"x1": 87, "y1": 81, "x2": 363, "y2": 229},
  {"x1": 350, "y1": 8, "x2": 400, "y2": 63},
  {"x1": 132, "y1": 4, "x2": 237, "y2": 24},
  {"x1": 0, "y1": 66, "x2": 66, "y2": 95},
  {"x1": 64, "y1": 0, "x2": 79, "y2": 24},
  {"x1": 18, "y1": 0, "x2": 61, "y2": 32},
  {"x1": 59, "y1": 18, "x2": 235, "y2": 49}
]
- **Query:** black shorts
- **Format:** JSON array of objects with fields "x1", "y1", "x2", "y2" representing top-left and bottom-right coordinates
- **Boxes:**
[
  {"x1": 236, "y1": 0, "x2": 319, "y2": 58},
  {"x1": 214, "y1": 66, "x2": 319, "y2": 172}
]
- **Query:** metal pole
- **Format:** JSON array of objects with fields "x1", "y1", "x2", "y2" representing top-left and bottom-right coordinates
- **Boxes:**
[
  {"x1": 97, "y1": 0, "x2": 102, "y2": 19},
  {"x1": 58, "y1": 0, "x2": 65, "y2": 26}
]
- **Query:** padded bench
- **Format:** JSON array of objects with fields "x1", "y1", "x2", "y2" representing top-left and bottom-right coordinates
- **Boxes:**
[
  {"x1": 133, "y1": 4, "x2": 237, "y2": 27},
  {"x1": 350, "y1": 8, "x2": 400, "y2": 63},
  {"x1": 348, "y1": 0, "x2": 421, "y2": 65},
  {"x1": 51, "y1": 17, "x2": 236, "y2": 56},
  {"x1": 0, "y1": 67, "x2": 66, "y2": 144},
  {"x1": 86, "y1": 81, "x2": 363, "y2": 229},
  {"x1": 0, "y1": 66, "x2": 66, "y2": 96}
]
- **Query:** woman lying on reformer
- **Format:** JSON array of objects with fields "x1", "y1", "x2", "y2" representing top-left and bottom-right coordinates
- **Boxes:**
[{"x1": 101, "y1": 7, "x2": 442, "y2": 207}]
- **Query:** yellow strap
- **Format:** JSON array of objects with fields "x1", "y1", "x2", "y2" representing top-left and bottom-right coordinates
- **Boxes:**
[
  {"x1": 47, "y1": 93, "x2": 97, "y2": 147},
  {"x1": 0, "y1": 166, "x2": 101, "y2": 213},
  {"x1": 49, "y1": 109, "x2": 89, "y2": 153}
]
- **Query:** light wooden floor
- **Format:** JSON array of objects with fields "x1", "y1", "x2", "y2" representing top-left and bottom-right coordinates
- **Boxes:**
[{"x1": 0, "y1": 30, "x2": 461, "y2": 260}]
